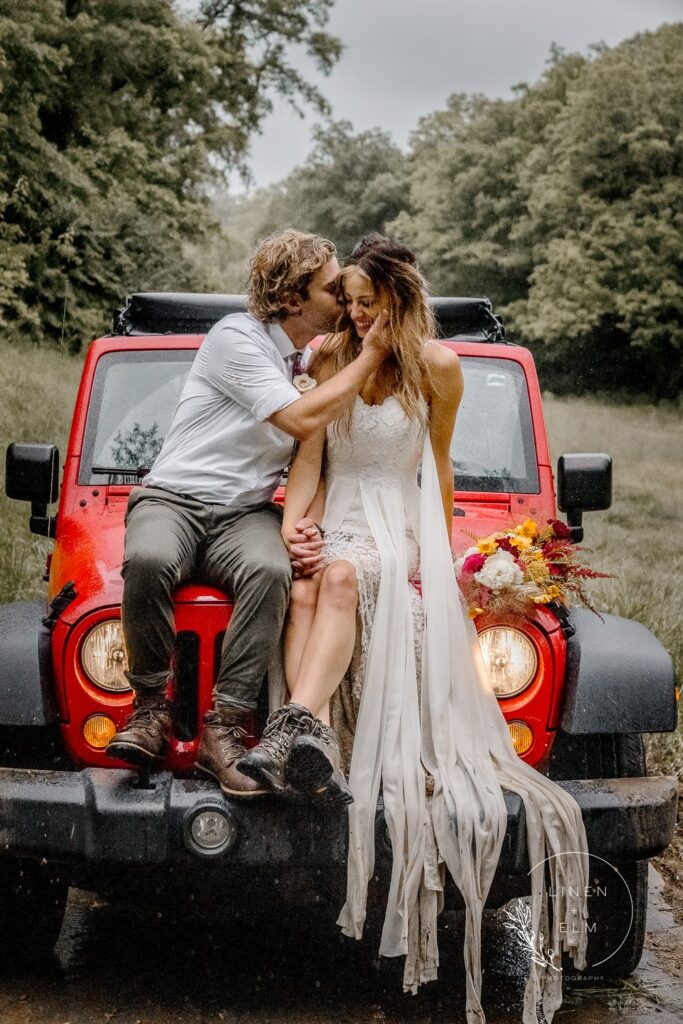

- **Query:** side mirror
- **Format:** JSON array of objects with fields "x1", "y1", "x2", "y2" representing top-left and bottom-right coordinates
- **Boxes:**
[
  {"x1": 5, "y1": 443, "x2": 60, "y2": 537},
  {"x1": 557, "y1": 453, "x2": 612, "y2": 542}
]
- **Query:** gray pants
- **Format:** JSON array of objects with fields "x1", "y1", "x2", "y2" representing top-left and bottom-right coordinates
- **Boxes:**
[{"x1": 121, "y1": 486, "x2": 292, "y2": 710}]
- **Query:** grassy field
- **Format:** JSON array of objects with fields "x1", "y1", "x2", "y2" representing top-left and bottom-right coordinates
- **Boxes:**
[
  {"x1": 542, "y1": 393, "x2": 682, "y2": 776},
  {"x1": 0, "y1": 340, "x2": 680, "y2": 772},
  {"x1": 0, "y1": 338, "x2": 82, "y2": 603}
]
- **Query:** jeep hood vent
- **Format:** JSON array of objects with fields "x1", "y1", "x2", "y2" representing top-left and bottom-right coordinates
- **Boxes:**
[{"x1": 113, "y1": 293, "x2": 505, "y2": 342}]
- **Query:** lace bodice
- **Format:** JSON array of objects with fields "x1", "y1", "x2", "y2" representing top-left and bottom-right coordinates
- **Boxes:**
[
  {"x1": 326, "y1": 394, "x2": 425, "y2": 482},
  {"x1": 321, "y1": 395, "x2": 426, "y2": 535}
]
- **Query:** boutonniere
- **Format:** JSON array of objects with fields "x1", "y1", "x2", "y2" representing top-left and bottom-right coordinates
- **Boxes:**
[{"x1": 293, "y1": 373, "x2": 317, "y2": 393}]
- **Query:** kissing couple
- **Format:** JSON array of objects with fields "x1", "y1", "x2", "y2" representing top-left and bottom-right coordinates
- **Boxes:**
[{"x1": 107, "y1": 230, "x2": 590, "y2": 1022}]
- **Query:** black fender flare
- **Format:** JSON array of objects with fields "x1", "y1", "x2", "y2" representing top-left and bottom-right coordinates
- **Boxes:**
[
  {"x1": 560, "y1": 608, "x2": 677, "y2": 734},
  {"x1": 0, "y1": 601, "x2": 58, "y2": 726}
]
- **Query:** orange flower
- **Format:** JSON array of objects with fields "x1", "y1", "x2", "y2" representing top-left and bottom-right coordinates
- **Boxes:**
[{"x1": 468, "y1": 606, "x2": 484, "y2": 619}]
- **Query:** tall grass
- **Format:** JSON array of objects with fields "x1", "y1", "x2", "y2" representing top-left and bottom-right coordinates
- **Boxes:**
[
  {"x1": 0, "y1": 338, "x2": 82, "y2": 602},
  {"x1": 543, "y1": 393, "x2": 682, "y2": 777},
  {"x1": 0, "y1": 345, "x2": 679, "y2": 771}
]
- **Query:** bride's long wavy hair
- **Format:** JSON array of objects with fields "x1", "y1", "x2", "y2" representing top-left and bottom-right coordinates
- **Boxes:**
[{"x1": 312, "y1": 234, "x2": 437, "y2": 430}]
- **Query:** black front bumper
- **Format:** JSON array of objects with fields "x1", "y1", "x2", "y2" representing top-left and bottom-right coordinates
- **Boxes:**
[{"x1": 0, "y1": 767, "x2": 677, "y2": 885}]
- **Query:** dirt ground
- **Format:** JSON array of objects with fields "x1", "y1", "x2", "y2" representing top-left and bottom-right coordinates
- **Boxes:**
[
  {"x1": 0, "y1": 852, "x2": 681, "y2": 1024},
  {"x1": 650, "y1": 779, "x2": 683, "y2": 980}
]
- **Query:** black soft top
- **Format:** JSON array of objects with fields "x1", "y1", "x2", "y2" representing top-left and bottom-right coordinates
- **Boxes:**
[{"x1": 113, "y1": 292, "x2": 505, "y2": 341}]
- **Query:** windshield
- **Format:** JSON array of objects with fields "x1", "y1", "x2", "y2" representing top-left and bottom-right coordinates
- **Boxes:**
[
  {"x1": 80, "y1": 351, "x2": 195, "y2": 484},
  {"x1": 80, "y1": 350, "x2": 539, "y2": 493},
  {"x1": 453, "y1": 356, "x2": 539, "y2": 493}
]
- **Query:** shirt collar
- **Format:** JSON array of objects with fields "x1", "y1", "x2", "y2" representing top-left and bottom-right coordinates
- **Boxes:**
[{"x1": 266, "y1": 322, "x2": 298, "y2": 360}]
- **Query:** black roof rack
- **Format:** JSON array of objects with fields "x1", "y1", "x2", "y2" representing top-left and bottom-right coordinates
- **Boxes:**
[{"x1": 113, "y1": 292, "x2": 505, "y2": 342}]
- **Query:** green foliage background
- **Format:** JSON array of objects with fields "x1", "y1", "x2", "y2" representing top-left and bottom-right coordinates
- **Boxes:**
[
  {"x1": 0, "y1": 9, "x2": 680, "y2": 398},
  {"x1": 0, "y1": 0, "x2": 341, "y2": 349},
  {"x1": 225, "y1": 26, "x2": 682, "y2": 399}
]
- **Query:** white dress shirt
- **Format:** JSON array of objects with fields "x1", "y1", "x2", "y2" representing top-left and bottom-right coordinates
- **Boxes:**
[{"x1": 144, "y1": 312, "x2": 305, "y2": 505}]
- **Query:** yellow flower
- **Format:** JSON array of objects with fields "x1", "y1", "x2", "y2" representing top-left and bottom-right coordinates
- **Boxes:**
[
  {"x1": 477, "y1": 537, "x2": 498, "y2": 555},
  {"x1": 526, "y1": 560, "x2": 550, "y2": 584},
  {"x1": 546, "y1": 584, "x2": 562, "y2": 599},
  {"x1": 531, "y1": 592, "x2": 551, "y2": 604},
  {"x1": 509, "y1": 534, "x2": 532, "y2": 550},
  {"x1": 531, "y1": 549, "x2": 546, "y2": 561},
  {"x1": 468, "y1": 606, "x2": 484, "y2": 619},
  {"x1": 515, "y1": 518, "x2": 539, "y2": 539}
]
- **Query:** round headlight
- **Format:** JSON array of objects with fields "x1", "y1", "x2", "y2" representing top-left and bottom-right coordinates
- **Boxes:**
[
  {"x1": 478, "y1": 626, "x2": 538, "y2": 697},
  {"x1": 81, "y1": 620, "x2": 131, "y2": 692}
]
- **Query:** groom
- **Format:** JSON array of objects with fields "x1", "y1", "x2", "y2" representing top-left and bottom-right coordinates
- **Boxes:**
[{"x1": 107, "y1": 229, "x2": 389, "y2": 796}]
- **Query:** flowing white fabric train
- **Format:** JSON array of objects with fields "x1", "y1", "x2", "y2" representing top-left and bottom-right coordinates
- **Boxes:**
[{"x1": 323, "y1": 400, "x2": 589, "y2": 1024}]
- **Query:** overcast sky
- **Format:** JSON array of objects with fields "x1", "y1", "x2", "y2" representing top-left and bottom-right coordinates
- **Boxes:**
[{"x1": 235, "y1": 0, "x2": 681, "y2": 191}]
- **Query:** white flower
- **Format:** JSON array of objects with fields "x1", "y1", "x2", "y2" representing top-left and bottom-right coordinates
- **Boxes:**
[
  {"x1": 474, "y1": 549, "x2": 524, "y2": 591},
  {"x1": 293, "y1": 373, "x2": 317, "y2": 393}
]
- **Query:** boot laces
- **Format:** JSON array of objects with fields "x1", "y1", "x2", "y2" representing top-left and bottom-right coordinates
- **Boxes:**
[
  {"x1": 309, "y1": 719, "x2": 341, "y2": 770},
  {"x1": 128, "y1": 702, "x2": 170, "y2": 731},
  {"x1": 260, "y1": 706, "x2": 310, "y2": 763},
  {"x1": 218, "y1": 724, "x2": 248, "y2": 759},
  {"x1": 311, "y1": 719, "x2": 336, "y2": 748}
]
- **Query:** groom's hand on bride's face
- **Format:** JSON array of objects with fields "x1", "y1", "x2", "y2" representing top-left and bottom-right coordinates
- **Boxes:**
[
  {"x1": 286, "y1": 517, "x2": 325, "y2": 578},
  {"x1": 361, "y1": 309, "x2": 391, "y2": 357}
]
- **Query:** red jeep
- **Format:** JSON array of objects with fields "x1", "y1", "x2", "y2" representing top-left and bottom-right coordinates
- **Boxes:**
[{"x1": 2, "y1": 293, "x2": 678, "y2": 977}]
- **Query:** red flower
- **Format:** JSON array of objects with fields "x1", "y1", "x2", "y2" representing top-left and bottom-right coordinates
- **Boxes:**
[
  {"x1": 497, "y1": 536, "x2": 517, "y2": 556},
  {"x1": 542, "y1": 538, "x2": 571, "y2": 558},
  {"x1": 461, "y1": 553, "x2": 486, "y2": 575},
  {"x1": 547, "y1": 517, "x2": 573, "y2": 541}
]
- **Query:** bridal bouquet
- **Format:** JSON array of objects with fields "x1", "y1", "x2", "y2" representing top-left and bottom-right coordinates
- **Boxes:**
[{"x1": 454, "y1": 518, "x2": 612, "y2": 619}]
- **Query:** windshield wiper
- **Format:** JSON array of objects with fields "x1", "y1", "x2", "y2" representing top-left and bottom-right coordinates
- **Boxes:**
[{"x1": 91, "y1": 465, "x2": 149, "y2": 478}]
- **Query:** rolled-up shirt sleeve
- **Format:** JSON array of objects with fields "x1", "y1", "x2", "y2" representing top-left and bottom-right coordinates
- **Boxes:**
[{"x1": 204, "y1": 326, "x2": 301, "y2": 422}]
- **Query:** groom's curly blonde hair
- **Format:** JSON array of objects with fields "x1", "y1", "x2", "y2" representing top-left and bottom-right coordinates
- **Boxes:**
[{"x1": 247, "y1": 230, "x2": 337, "y2": 322}]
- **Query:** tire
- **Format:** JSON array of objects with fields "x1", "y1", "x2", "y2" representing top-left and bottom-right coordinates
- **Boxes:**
[
  {"x1": 547, "y1": 731, "x2": 648, "y2": 984},
  {"x1": 0, "y1": 857, "x2": 69, "y2": 968},
  {"x1": 0, "y1": 724, "x2": 71, "y2": 770}
]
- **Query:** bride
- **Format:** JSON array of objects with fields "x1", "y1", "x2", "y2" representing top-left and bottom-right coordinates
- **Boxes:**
[{"x1": 238, "y1": 234, "x2": 590, "y2": 1024}]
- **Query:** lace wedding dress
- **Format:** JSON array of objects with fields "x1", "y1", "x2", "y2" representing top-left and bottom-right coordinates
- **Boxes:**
[{"x1": 318, "y1": 394, "x2": 590, "y2": 1024}]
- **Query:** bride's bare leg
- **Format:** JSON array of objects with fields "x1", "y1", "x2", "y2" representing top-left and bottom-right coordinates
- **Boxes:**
[
  {"x1": 283, "y1": 577, "x2": 332, "y2": 723},
  {"x1": 289, "y1": 560, "x2": 358, "y2": 719},
  {"x1": 284, "y1": 576, "x2": 321, "y2": 688}
]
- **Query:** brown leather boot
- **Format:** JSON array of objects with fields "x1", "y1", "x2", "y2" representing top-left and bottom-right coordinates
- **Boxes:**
[
  {"x1": 237, "y1": 703, "x2": 315, "y2": 792},
  {"x1": 195, "y1": 707, "x2": 267, "y2": 798},
  {"x1": 106, "y1": 689, "x2": 173, "y2": 765},
  {"x1": 286, "y1": 720, "x2": 353, "y2": 805}
]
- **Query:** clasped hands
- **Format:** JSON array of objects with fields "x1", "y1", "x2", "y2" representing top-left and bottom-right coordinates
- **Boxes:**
[{"x1": 284, "y1": 517, "x2": 325, "y2": 579}]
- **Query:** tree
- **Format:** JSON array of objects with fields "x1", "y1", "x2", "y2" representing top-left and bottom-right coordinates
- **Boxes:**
[
  {"x1": 255, "y1": 120, "x2": 408, "y2": 258},
  {"x1": 391, "y1": 49, "x2": 589, "y2": 305},
  {"x1": 392, "y1": 28, "x2": 682, "y2": 397},
  {"x1": 390, "y1": 94, "x2": 529, "y2": 302},
  {"x1": 509, "y1": 26, "x2": 683, "y2": 397},
  {"x1": 0, "y1": 1, "x2": 341, "y2": 349}
]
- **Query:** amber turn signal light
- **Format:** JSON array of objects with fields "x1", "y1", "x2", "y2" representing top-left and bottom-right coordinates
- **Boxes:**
[
  {"x1": 82, "y1": 714, "x2": 117, "y2": 749},
  {"x1": 508, "y1": 721, "x2": 533, "y2": 755}
]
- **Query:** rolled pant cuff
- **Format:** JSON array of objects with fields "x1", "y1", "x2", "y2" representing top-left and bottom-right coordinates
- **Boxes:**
[
  {"x1": 211, "y1": 689, "x2": 259, "y2": 713},
  {"x1": 125, "y1": 669, "x2": 173, "y2": 691}
]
